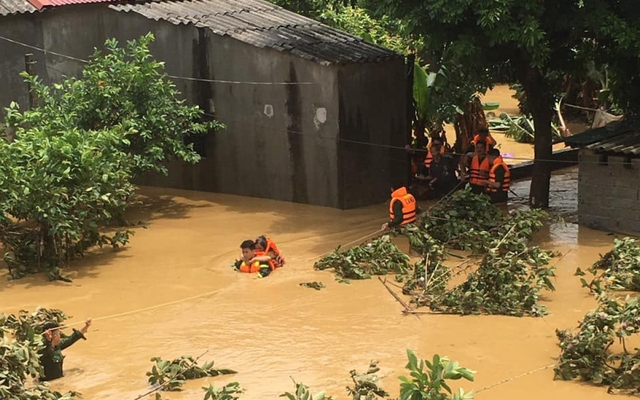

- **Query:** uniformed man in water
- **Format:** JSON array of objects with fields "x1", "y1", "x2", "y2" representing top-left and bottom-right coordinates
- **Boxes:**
[{"x1": 39, "y1": 318, "x2": 92, "y2": 381}]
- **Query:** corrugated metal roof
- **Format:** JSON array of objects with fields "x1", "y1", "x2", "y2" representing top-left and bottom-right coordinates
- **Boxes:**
[
  {"x1": 0, "y1": 0, "x2": 37, "y2": 15},
  {"x1": 110, "y1": 0, "x2": 401, "y2": 64},
  {"x1": 586, "y1": 130, "x2": 640, "y2": 155},
  {"x1": 565, "y1": 119, "x2": 640, "y2": 156}
]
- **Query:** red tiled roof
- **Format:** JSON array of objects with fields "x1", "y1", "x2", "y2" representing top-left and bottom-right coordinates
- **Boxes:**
[{"x1": 27, "y1": 0, "x2": 119, "y2": 11}]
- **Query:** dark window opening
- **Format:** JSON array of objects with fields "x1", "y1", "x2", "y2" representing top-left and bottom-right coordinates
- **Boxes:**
[
  {"x1": 598, "y1": 153, "x2": 608, "y2": 165},
  {"x1": 624, "y1": 156, "x2": 633, "y2": 169}
]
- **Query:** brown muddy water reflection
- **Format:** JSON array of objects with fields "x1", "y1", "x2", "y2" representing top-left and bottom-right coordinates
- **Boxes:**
[{"x1": 0, "y1": 167, "x2": 634, "y2": 400}]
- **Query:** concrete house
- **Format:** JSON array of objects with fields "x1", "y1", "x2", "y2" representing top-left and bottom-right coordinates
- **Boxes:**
[
  {"x1": 0, "y1": 0, "x2": 408, "y2": 209},
  {"x1": 564, "y1": 120, "x2": 640, "y2": 234}
]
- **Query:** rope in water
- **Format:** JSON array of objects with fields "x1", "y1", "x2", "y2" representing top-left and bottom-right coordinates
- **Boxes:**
[
  {"x1": 475, "y1": 363, "x2": 556, "y2": 393},
  {"x1": 60, "y1": 287, "x2": 226, "y2": 328}
]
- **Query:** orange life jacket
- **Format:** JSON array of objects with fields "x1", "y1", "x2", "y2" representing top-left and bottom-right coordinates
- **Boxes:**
[
  {"x1": 389, "y1": 187, "x2": 417, "y2": 225},
  {"x1": 469, "y1": 155, "x2": 491, "y2": 186},
  {"x1": 238, "y1": 260, "x2": 266, "y2": 273},
  {"x1": 423, "y1": 146, "x2": 445, "y2": 169},
  {"x1": 257, "y1": 238, "x2": 285, "y2": 270},
  {"x1": 471, "y1": 134, "x2": 496, "y2": 152},
  {"x1": 488, "y1": 156, "x2": 511, "y2": 193}
]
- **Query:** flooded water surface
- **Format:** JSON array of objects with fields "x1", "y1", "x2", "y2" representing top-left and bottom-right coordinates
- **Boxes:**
[
  {"x1": 0, "y1": 168, "x2": 633, "y2": 400},
  {"x1": 0, "y1": 86, "x2": 631, "y2": 400}
]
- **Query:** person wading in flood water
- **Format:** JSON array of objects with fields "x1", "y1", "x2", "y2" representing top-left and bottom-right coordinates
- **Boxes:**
[
  {"x1": 39, "y1": 319, "x2": 92, "y2": 381},
  {"x1": 381, "y1": 183, "x2": 418, "y2": 231}
]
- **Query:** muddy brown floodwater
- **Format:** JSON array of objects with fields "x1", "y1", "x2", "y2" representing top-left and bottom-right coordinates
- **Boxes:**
[
  {"x1": 0, "y1": 166, "x2": 635, "y2": 400},
  {"x1": 0, "y1": 87, "x2": 628, "y2": 399}
]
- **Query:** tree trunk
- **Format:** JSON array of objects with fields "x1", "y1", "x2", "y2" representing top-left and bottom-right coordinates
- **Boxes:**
[
  {"x1": 522, "y1": 71, "x2": 554, "y2": 208},
  {"x1": 453, "y1": 96, "x2": 487, "y2": 153}
]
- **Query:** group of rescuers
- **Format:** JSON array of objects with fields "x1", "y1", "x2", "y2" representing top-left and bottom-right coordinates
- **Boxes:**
[
  {"x1": 383, "y1": 127, "x2": 512, "y2": 230},
  {"x1": 35, "y1": 129, "x2": 509, "y2": 383}
]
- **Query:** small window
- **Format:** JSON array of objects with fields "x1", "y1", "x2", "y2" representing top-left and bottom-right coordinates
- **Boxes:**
[
  {"x1": 598, "y1": 153, "x2": 608, "y2": 166},
  {"x1": 624, "y1": 156, "x2": 633, "y2": 169}
]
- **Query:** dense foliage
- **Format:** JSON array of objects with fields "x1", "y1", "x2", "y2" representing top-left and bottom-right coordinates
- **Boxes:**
[
  {"x1": 357, "y1": 0, "x2": 640, "y2": 206},
  {"x1": 315, "y1": 190, "x2": 556, "y2": 317},
  {"x1": 0, "y1": 308, "x2": 79, "y2": 399},
  {"x1": 578, "y1": 237, "x2": 640, "y2": 293},
  {"x1": 0, "y1": 33, "x2": 221, "y2": 280},
  {"x1": 556, "y1": 295, "x2": 640, "y2": 393},
  {"x1": 314, "y1": 235, "x2": 411, "y2": 283}
]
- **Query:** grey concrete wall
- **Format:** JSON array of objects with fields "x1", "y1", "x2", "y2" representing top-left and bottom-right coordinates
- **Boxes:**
[
  {"x1": 578, "y1": 149, "x2": 640, "y2": 234},
  {"x1": 0, "y1": 6, "x2": 404, "y2": 209},
  {"x1": 336, "y1": 60, "x2": 408, "y2": 209},
  {"x1": 0, "y1": 13, "x2": 48, "y2": 116}
]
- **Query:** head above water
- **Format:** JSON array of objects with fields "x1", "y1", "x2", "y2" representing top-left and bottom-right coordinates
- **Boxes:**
[
  {"x1": 487, "y1": 148, "x2": 501, "y2": 162},
  {"x1": 240, "y1": 239, "x2": 256, "y2": 260},
  {"x1": 255, "y1": 236, "x2": 268, "y2": 252},
  {"x1": 43, "y1": 322, "x2": 61, "y2": 347},
  {"x1": 390, "y1": 181, "x2": 406, "y2": 193},
  {"x1": 431, "y1": 135, "x2": 443, "y2": 149}
]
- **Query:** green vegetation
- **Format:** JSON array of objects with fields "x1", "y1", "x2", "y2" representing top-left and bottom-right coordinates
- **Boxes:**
[
  {"x1": 0, "y1": 33, "x2": 221, "y2": 281},
  {"x1": 556, "y1": 237, "x2": 640, "y2": 393},
  {"x1": 0, "y1": 308, "x2": 79, "y2": 399},
  {"x1": 315, "y1": 189, "x2": 556, "y2": 317},
  {"x1": 146, "y1": 355, "x2": 236, "y2": 392}
]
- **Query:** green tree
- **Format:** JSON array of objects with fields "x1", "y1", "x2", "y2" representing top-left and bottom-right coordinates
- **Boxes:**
[
  {"x1": 0, "y1": 34, "x2": 222, "y2": 279},
  {"x1": 363, "y1": 0, "x2": 639, "y2": 207}
]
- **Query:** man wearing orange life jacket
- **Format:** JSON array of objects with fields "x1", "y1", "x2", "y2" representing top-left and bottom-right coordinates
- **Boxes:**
[
  {"x1": 469, "y1": 127, "x2": 497, "y2": 153},
  {"x1": 481, "y1": 148, "x2": 511, "y2": 204},
  {"x1": 405, "y1": 136, "x2": 446, "y2": 178},
  {"x1": 233, "y1": 240, "x2": 271, "y2": 277},
  {"x1": 252, "y1": 235, "x2": 285, "y2": 270},
  {"x1": 381, "y1": 184, "x2": 418, "y2": 231},
  {"x1": 461, "y1": 140, "x2": 491, "y2": 195}
]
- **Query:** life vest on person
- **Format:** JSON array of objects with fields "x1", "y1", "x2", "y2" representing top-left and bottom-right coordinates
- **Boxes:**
[
  {"x1": 471, "y1": 135, "x2": 496, "y2": 152},
  {"x1": 260, "y1": 238, "x2": 285, "y2": 270},
  {"x1": 469, "y1": 155, "x2": 491, "y2": 186},
  {"x1": 237, "y1": 260, "x2": 265, "y2": 273},
  {"x1": 487, "y1": 156, "x2": 511, "y2": 193},
  {"x1": 423, "y1": 146, "x2": 445, "y2": 169},
  {"x1": 389, "y1": 187, "x2": 417, "y2": 225}
]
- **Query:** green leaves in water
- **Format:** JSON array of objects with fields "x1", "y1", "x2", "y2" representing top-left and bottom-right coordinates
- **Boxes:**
[
  {"x1": 580, "y1": 237, "x2": 640, "y2": 294},
  {"x1": 300, "y1": 282, "x2": 326, "y2": 290},
  {"x1": 555, "y1": 295, "x2": 640, "y2": 393},
  {"x1": 398, "y1": 350, "x2": 475, "y2": 400},
  {"x1": 314, "y1": 235, "x2": 410, "y2": 281},
  {"x1": 280, "y1": 378, "x2": 333, "y2": 400},
  {"x1": 146, "y1": 355, "x2": 236, "y2": 392},
  {"x1": 346, "y1": 360, "x2": 389, "y2": 399},
  {"x1": 203, "y1": 382, "x2": 244, "y2": 400}
]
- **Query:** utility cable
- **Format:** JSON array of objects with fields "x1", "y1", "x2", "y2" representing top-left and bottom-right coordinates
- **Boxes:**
[{"x1": 0, "y1": 34, "x2": 316, "y2": 85}]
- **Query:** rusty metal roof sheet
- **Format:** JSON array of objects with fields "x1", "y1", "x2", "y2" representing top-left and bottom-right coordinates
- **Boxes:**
[
  {"x1": 565, "y1": 119, "x2": 640, "y2": 156},
  {"x1": 0, "y1": 0, "x2": 119, "y2": 15},
  {"x1": 110, "y1": 0, "x2": 401, "y2": 64}
]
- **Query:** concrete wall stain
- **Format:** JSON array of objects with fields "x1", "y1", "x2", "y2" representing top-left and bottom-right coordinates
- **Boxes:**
[{"x1": 285, "y1": 61, "x2": 309, "y2": 204}]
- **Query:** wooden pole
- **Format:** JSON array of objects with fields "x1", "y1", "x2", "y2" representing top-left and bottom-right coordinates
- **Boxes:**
[{"x1": 24, "y1": 53, "x2": 38, "y2": 109}]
